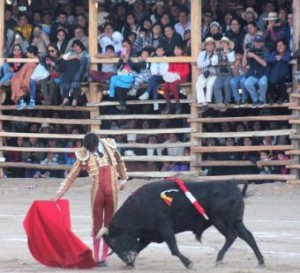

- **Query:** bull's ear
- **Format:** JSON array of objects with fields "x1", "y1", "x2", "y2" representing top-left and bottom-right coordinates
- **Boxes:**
[{"x1": 96, "y1": 227, "x2": 109, "y2": 240}]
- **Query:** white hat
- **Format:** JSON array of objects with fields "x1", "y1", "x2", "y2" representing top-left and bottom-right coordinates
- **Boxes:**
[
  {"x1": 203, "y1": 37, "x2": 216, "y2": 46},
  {"x1": 220, "y1": 36, "x2": 234, "y2": 49},
  {"x1": 127, "y1": 133, "x2": 137, "y2": 142},
  {"x1": 39, "y1": 123, "x2": 54, "y2": 133},
  {"x1": 241, "y1": 7, "x2": 258, "y2": 20},
  {"x1": 210, "y1": 21, "x2": 221, "y2": 29},
  {"x1": 263, "y1": 12, "x2": 278, "y2": 21},
  {"x1": 98, "y1": 11, "x2": 109, "y2": 26}
]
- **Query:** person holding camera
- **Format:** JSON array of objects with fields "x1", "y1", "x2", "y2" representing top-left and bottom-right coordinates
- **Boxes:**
[
  {"x1": 213, "y1": 36, "x2": 235, "y2": 111},
  {"x1": 195, "y1": 37, "x2": 218, "y2": 110},
  {"x1": 243, "y1": 35, "x2": 270, "y2": 108}
]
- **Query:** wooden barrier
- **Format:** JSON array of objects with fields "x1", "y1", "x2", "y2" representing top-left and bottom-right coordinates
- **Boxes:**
[{"x1": 192, "y1": 145, "x2": 293, "y2": 153}]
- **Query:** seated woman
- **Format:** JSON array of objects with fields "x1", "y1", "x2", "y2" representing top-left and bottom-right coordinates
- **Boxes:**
[
  {"x1": 39, "y1": 44, "x2": 61, "y2": 105},
  {"x1": 58, "y1": 39, "x2": 90, "y2": 107},
  {"x1": 0, "y1": 44, "x2": 25, "y2": 88},
  {"x1": 109, "y1": 39, "x2": 135, "y2": 112},
  {"x1": 10, "y1": 45, "x2": 39, "y2": 110},
  {"x1": 6, "y1": 31, "x2": 29, "y2": 56},
  {"x1": 162, "y1": 45, "x2": 190, "y2": 114}
]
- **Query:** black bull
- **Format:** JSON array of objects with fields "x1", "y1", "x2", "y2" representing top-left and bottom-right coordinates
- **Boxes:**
[{"x1": 98, "y1": 180, "x2": 265, "y2": 268}]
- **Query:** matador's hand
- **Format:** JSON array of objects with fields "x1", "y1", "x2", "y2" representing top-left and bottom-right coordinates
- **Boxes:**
[{"x1": 119, "y1": 179, "x2": 127, "y2": 191}]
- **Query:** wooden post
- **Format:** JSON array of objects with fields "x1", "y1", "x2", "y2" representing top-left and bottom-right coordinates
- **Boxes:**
[
  {"x1": 290, "y1": 0, "x2": 300, "y2": 179},
  {"x1": 0, "y1": 0, "x2": 5, "y2": 177},
  {"x1": 88, "y1": 0, "x2": 100, "y2": 133},
  {"x1": 190, "y1": 0, "x2": 201, "y2": 172}
]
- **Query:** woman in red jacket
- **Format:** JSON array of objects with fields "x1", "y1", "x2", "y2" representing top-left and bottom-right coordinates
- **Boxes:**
[{"x1": 162, "y1": 45, "x2": 190, "y2": 114}]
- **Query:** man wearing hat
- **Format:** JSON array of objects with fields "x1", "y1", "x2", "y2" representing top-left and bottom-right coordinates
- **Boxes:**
[
  {"x1": 242, "y1": 34, "x2": 269, "y2": 108},
  {"x1": 262, "y1": 12, "x2": 280, "y2": 51}
]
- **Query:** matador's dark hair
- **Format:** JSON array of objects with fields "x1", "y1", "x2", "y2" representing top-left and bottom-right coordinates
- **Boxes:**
[{"x1": 83, "y1": 133, "x2": 99, "y2": 152}]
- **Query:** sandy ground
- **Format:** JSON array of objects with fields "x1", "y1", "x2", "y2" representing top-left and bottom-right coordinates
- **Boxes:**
[{"x1": 0, "y1": 178, "x2": 300, "y2": 273}]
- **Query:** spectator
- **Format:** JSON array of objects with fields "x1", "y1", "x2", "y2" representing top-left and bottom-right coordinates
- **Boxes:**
[
  {"x1": 225, "y1": 17, "x2": 246, "y2": 52},
  {"x1": 256, "y1": 151, "x2": 276, "y2": 174},
  {"x1": 113, "y1": 2, "x2": 128, "y2": 32},
  {"x1": 130, "y1": 48, "x2": 151, "y2": 96},
  {"x1": 4, "y1": 8, "x2": 17, "y2": 50},
  {"x1": 241, "y1": 7, "x2": 258, "y2": 31},
  {"x1": 11, "y1": 45, "x2": 38, "y2": 110},
  {"x1": 31, "y1": 25, "x2": 50, "y2": 57},
  {"x1": 6, "y1": 137, "x2": 25, "y2": 178},
  {"x1": 14, "y1": 13, "x2": 33, "y2": 41},
  {"x1": 49, "y1": 11, "x2": 73, "y2": 41},
  {"x1": 240, "y1": 137, "x2": 259, "y2": 174},
  {"x1": 286, "y1": 12, "x2": 293, "y2": 51},
  {"x1": 205, "y1": 21, "x2": 223, "y2": 43},
  {"x1": 257, "y1": 1, "x2": 275, "y2": 31},
  {"x1": 230, "y1": 47, "x2": 249, "y2": 107},
  {"x1": 221, "y1": 12, "x2": 233, "y2": 33},
  {"x1": 162, "y1": 45, "x2": 190, "y2": 114},
  {"x1": 201, "y1": 10, "x2": 213, "y2": 41},
  {"x1": 98, "y1": 23, "x2": 123, "y2": 55},
  {"x1": 267, "y1": 39, "x2": 291, "y2": 104},
  {"x1": 133, "y1": 0, "x2": 149, "y2": 24},
  {"x1": 38, "y1": 151, "x2": 60, "y2": 178},
  {"x1": 146, "y1": 22, "x2": 164, "y2": 51},
  {"x1": 65, "y1": 26, "x2": 88, "y2": 53},
  {"x1": 162, "y1": 24, "x2": 183, "y2": 56},
  {"x1": 108, "y1": 40, "x2": 135, "y2": 112},
  {"x1": 213, "y1": 37, "x2": 235, "y2": 111},
  {"x1": 6, "y1": 31, "x2": 29, "y2": 56},
  {"x1": 0, "y1": 44, "x2": 25, "y2": 88},
  {"x1": 150, "y1": 1, "x2": 165, "y2": 23},
  {"x1": 89, "y1": 45, "x2": 117, "y2": 84},
  {"x1": 59, "y1": 39, "x2": 90, "y2": 107},
  {"x1": 122, "y1": 12, "x2": 141, "y2": 40},
  {"x1": 39, "y1": 44, "x2": 61, "y2": 105},
  {"x1": 160, "y1": 12, "x2": 173, "y2": 28},
  {"x1": 41, "y1": 13, "x2": 52, "y2": 36},
  {"x1": 138, "y1": 45, "x2": 169, "y2": 111},
  {"x1": 195, "y1": 37, "x2": 218, "y2": 109},
  {"x1": 75, "y1": 13, "x2": 88, "y2": 34},
  {"x1": 55, "y1": 29, "x2": 69, "y2": 55},
  {"x1": 244, "y1": 21, "x2": 263, "y2": 47},
  {"x1": 243, "y1": 35, "x2": 269, "y2": 108},
  {"x1": 263, "y1": 12, "x2": 280, "y2": 52},
  {"x1": 162, "y1": 133, "x2": 185, "y2": 156},
  {"x1": 174, "y1": 9, "x2": 191, "y2": 40},
  {"x1": 276, "y1": 151, "x2": 289, "y2": 174}
]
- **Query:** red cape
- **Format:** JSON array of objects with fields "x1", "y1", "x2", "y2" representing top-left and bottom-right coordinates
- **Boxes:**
[{"x1": 23, "y1": 200, "x2": 96, "y2": 268}]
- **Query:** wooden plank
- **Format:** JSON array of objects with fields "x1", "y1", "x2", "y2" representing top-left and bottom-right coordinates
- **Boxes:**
[
  {"x1": 0, "y1": 132, "x2": 85, "y2": 139},
  {"x1": 192, "y1": 145, "x2": 293, "y2": 153},
  {"x1": 289, "y1": 134, "x2": 300, "y2": 139},
  {"x1": 287, "y1": 165, "x2": 300, "y2": 169},
  {"x1": 188, "y1": 115, "x2": 293, "y2": 123},
  {"x1": 194, "y1": 129, "x2": 296, "y2": 138},
  {"x1": 93, "y1": 128, "x2": 194, "y2": 135},
  {"x1": 290, "y1": 94, "x2": 300, "y2": 98},
  {"x1": 196, "y1": 103, "x2": 295, "y2": 109},
  {"x1": 87, "y1": 99, "x2": 195, "y2": 107},
  {"x1": 117, "y1": 142, "x2": 193, "y2": 148},
  {"x1": 122, "y1": 156, "x2": 195, "y2": 162},
  {"x1": 127, "y1": 171, "x2": 198, "y2": 178},
  {"x1": 289, "y1": 120, "x2": 300, "y2": 125},
  {"x1": 287, "y1": 180, "x2": 300, "y2": 185},
  {"x1": 195, "y1": 174, "x2": 296, "y2": 181},
  {"x1": 0, "y1": 115, "x2": 99, "y2": 125},
  {"x1": 98, "y1": 114, "x2": 191, "y2": 120},
  {"x1": 286, "y1": 150, "x2": 300, "y2": 155},
  {"x1": 192, "y1": 160, "x2": 293, "y2": 167},
  {"x1": 0, "y1": 105, "x2": 95, "y2": 111}
]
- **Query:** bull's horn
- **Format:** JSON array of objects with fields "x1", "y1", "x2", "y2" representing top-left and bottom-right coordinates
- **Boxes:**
[{"x1": 96, "y1": 227, "x2": 109, "y2": 240}]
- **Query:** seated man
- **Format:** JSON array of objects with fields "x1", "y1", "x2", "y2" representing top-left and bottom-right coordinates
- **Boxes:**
[{"x1": 242, "y1": 35, "x2": 269, "y2": 108}]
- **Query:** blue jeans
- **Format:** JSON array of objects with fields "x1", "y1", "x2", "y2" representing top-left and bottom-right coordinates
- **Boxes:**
[
  {"x1": 0, "y1": 63, "x2": 15, "y2": 84},
  {"x1": 213, "y1": 75, "x2": 232, "y2": 103},
  {"x1": 230, "y1": 75, "x2": 247, "y2": 102},
  {"x1": 30, "y1": 79, "x2": 37, "y2": 101},
  {"x1": 244, "y1": 75, "x2": 268, "y2": 103},
  {"x1": 145, "y1": 75, "x2": 164, "y2": 101}
]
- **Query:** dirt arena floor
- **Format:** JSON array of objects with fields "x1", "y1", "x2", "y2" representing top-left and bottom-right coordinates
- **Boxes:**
[{"x1": 1, "y1": 178, "x2": 300, "y2": 273}]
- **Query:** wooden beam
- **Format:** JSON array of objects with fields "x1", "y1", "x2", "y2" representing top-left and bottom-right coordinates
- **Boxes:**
[
  {"x1": 195, "y1": 174, "x2": 296, "y2": 181},
  {"x1": 287, "y1": 165, "x2": 300, "y2": 169},
  {"x1": 122, "y1": 156, "x2": 196, "y2": 162},
  {"x1": 196, "y1": 103, "x2": 295, "y2": 109},
  {"x1": 194, "y1": 129, "x2": 296, "y2": 138},
  {"x1": 192, "y1": 145, "x2": 293, "y2": 153},
  {"x1": 0, "y1": 115, "x2": 99, "y2": 125},
  {"x1": 0, "y1": 132, "x2": 85, "y2": 139},
  {"x1": 289, "y1": 120, "x2": 300, "y2": 125},
  {"x1": 93, "y1": 128, "x2": 194, "y2": 135},
  {"x1": 98, "y1": 114, "x2": 191, "y2": 120},
  {"x1": 0, "y1": 105, "x2": 95, "y2": 111},
  {"x1": 87, "y1": 99, "x2": 195, "y2": 107},
  {"x1": 127, "y1": 171, "x2": 199, "y2": 178},
  {"x1": 192, "y1": 160, "x2": 294, "y2": 167},
  {"x1": 188, "y1": 115, "x2": 293, "y2": 123},
  {"x1": 285, "y1": 150, "x2": 300, "y2": 155}
]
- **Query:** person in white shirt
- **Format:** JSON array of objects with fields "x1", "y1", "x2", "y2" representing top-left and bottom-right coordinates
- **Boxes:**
[{"x1": 174, "y1": 10, "x2": 191, "y2": 40}]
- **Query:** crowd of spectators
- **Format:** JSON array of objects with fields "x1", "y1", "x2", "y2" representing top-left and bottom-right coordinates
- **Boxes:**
[{"x1": 0, "y1": 0, "x2": 297, "y2": 177}]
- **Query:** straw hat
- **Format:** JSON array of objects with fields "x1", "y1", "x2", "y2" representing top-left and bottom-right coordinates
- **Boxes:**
[
  {"x1": 263, "y1": 12, "x2": 278, "y2": 21},
  {"x1": 203, "y1": 37, "x2": 216, "y2": 46},
  {"x1": 39, "y1": 123, "x2": 54, "y2": 133},
  {"x1": 241, "y1": 7, "x2": 258, "y2": 20},
  {"x1": 151, "y1": 1, "x2": 164, "y2": 11},
  {"x1": 220, "y1": 36, "x2": 234, "y2": 49}
]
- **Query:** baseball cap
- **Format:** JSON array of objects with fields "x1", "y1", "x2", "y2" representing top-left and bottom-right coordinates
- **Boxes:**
[{"x1": 254, "y1": 35, "x2": 264, "y2": 43}]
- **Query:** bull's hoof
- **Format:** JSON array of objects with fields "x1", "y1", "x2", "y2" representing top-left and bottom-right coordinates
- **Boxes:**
[
  {"x1": 215, "y1": 261, "x2": 224, "y2": 267},
  {"x1": 126, "y1": 262, "x2": 135, "y2": 268},
  {"x1": 187, "y1": 261, "x2": 194, "y2": 270}
]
